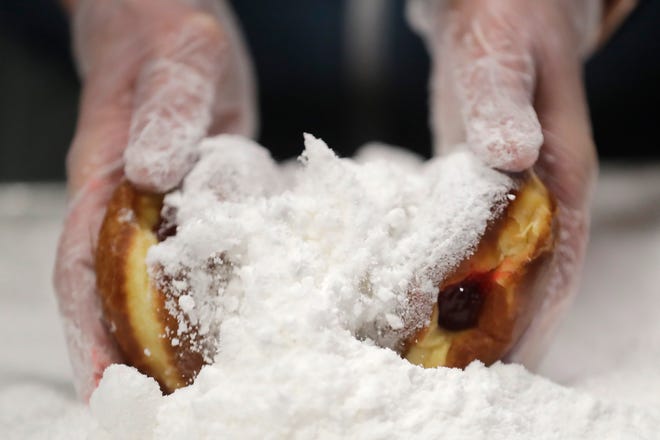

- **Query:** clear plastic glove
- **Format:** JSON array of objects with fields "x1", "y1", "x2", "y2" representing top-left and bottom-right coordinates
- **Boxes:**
[
  {"x1": 407, "y1": 0, "x2": 627, "y2": 366},
  {"x1": 54, "y1": 0, "x2": 256, "y2": 400}
]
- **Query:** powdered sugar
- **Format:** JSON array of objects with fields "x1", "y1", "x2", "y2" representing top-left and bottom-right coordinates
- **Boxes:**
[
  {"x1": 3, "y1": 165, "x2": 660, "y2": 439},
  {"x1": 148, "y1": 134, "x2": 513, "y2": 356},
  {"x1": 86, "y1": 133, "x2": 535, "y2": 437},
  {"x1": 92, "y1": 358, "x2": 655, "y2": 439}
]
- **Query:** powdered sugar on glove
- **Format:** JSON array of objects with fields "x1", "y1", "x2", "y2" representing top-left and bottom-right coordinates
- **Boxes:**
[
  {"x1": 406, "y1": 0, "x2": 630, "y2": 367},
  {"x1": 54, "y1": 0, "x2": 256, "y2": 400},
  {"x1": 407, "y1": 0, "x2": 603, "y2": 170}
]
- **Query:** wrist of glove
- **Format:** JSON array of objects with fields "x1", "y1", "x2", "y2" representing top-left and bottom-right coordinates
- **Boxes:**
[{"x1": 407, "y1": 0, "x2": 635, "y2": 56}]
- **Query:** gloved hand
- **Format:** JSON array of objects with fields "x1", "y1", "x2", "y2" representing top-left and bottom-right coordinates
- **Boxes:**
[
  {"x1": 407, "y1": 0, "x2": 632, "y2": 366},
  {"x1": 54, "y1": 0, "x2": 256, "y2": 400}
]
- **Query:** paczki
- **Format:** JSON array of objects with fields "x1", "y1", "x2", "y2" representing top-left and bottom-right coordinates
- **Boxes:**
[{"x1": 95, "y1": 136, "x2": 556, "y2": 393}]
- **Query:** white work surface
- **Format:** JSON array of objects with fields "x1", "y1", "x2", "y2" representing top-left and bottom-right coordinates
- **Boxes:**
[{"x1": 1, "y1": 165, "x2": 659, "y2": 437}]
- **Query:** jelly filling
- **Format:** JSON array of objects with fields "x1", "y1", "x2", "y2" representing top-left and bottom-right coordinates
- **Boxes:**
[{"x1": 436, "y1": 275, "x2": 488, "y2": 331}]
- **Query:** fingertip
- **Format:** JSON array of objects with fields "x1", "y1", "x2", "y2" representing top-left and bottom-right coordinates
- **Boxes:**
[
  {"x1": 124, "y1": 146, "x2": 195, "y2": 193},
  {"x1": 470, "y1": 138, "x2": 541, "y2": 173},
  {"x1": 467, "y1": 106, "x2": 543, "y2": 172},
  {"x1": 508, "y1": 138, "x2": 541, "y2": 171},
  {"x1": 480, "y1": 137, "x2": 541, "y2": 172},
  {"x1": 125, "y1": 59, "x2": 214, "y2": 193}
]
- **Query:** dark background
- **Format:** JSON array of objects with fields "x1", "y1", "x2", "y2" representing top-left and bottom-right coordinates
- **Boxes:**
[{"x1": 0, "y1": 0, "x2": 658, "y2": 182}]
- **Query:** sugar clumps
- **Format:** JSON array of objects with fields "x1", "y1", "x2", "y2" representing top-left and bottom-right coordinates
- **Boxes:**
[
  {"x1": 85, "y1": 135, "x2": 655, "y2": 438},
  {"x1": 148, "y1": 134, "x2": 513, "y2": 352}
]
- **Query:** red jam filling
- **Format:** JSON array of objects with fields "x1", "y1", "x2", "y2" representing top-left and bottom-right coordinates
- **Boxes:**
[{"x1": 436, "y1": 275, "x2": 489, "y2": 331}]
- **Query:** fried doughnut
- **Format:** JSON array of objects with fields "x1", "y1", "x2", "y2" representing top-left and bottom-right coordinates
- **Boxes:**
[
  {"x1": 404, "y1": 172, "x2": 556, "y2": 368},
  {"x1": 96, "y1": 183, "x2": 204, "y2": 393},
  {"x1": 96, "y1": 172, "x2": 555, "y2": 392}
]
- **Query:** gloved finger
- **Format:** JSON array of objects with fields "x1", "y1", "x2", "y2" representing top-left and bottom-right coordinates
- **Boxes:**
[
  {"x1": 202, "y1": 0, "x2": 258, "y2": 138},
  {"x1": 433, "y1": 6, "x2": 543, "y2": 171},
  {"x1": 507, "y1": 40, "x2": 597, "y2": 366},
  {"x1": 533, "y1": 43, "x2": 597, "y2": 213},
  {"x1": 54, "y1": 168, "x2": 124, "y2": 402},
  {"x1": 123, "y1": 13, "x2": 228, "y2": 193},
  {"x1": 66, "y1": 53, "x2": 135, "y2": 195}
]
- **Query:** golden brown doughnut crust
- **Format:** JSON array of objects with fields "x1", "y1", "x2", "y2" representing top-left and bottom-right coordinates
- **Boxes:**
[
  {"x1": 404, "y1": 173, "x2": 556, "y2": 368},
  {"x1": 96, "y1": 182, "x2": 204, "y2": 393}
]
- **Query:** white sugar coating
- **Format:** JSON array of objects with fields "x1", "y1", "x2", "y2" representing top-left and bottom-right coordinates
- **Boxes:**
[
  {"x1": 147, "y1": 134, "x2": 514, "y2": 354},
  {"x1": 3, "y1": 158, "x2": 660, "y2": 439},
  {"x1": 89, "y1": 365, "x2": 162, "y2": 439},
  {"x1": 95, "y1": 132, "x2": 554, "y2": 438},
  {"x1": 92, "y1": 359, "x2": 654, "y2": 439},
  {"x1": 85, "y1": 133, "x2": 653, "y2": 439}
]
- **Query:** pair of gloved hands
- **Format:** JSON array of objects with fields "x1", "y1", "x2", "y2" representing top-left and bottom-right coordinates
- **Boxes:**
[{"x1": 54, "y1": 0, "x2": 629, "y2": 400}]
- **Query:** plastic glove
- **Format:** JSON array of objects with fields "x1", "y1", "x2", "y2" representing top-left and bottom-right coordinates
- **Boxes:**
[
  {"x1": 407, "y1": 0, "x2": 632, "y2": 366},
  {"x1": 54, "y1": 0, "x2": 256, "y2": 400}
]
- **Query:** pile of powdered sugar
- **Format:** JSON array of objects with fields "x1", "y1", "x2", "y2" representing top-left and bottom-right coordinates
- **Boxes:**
[
  {"x1": 3, "y1": 138, "x2": 659, "y2": 439},
  {"x1": 84, "y1": 136, "x2": 651, "y2": 439},
  {"x1": 148, "y1": 133, "x2": 513, "y2": 356},
  {"x1": 82, "y1": 134, "x2": 653, "y2": 439}
]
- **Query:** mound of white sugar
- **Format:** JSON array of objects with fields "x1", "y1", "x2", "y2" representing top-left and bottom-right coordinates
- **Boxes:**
[
  {"x1": 0, "y1": 138, "x2": 660, "y2": 440},
  {"x1": 148, "y1": 134, "x2": 514, "y2": 354},
  {"x1": 86, "y1": 134, "x2": 652, "y2": 439},
  {"x1": 91, "y1": 360, "x2": 656, "y2": 439},
  {"x1": 4, "y1": 160, "x2": 660, "y2": 439}
]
